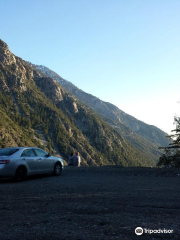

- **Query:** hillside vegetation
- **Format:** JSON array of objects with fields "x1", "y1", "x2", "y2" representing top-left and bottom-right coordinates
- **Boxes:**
[
  {"x1": 32, "y1": 64, "x2": 169, "y2": 163},
  {"x1": 0, "y1": 39, "x2": 159, "y2": 166}
]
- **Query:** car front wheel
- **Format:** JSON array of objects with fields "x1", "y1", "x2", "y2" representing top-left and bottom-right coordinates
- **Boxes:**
[{"x1": 53, "y1": 163, "x2": 62, "y2": 176}]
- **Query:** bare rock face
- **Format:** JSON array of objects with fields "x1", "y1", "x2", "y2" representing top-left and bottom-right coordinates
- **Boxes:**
[
  {"x1": 33, "y1": 77, "x2": 64, "y2": 102},
  {"x1": 72, "y1": 102, "x2": 78, "y2": 113},
  {"x1": 0, "y1": 39, "x2": 16, "y2": 65},
  {"x1": 0, "y1": 40, "x2": 35, "y2": 92}
]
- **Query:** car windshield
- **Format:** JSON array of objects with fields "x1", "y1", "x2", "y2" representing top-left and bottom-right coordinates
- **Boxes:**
[
  {"x1": 0, "y1": 148, "x2": 19, "y2": 156},
  {"x1": 34, "y1": 149, "x2": 47, "y2": 157}
]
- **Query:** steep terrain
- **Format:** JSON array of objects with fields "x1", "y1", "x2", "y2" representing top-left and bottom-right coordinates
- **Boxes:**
[
  {"x1": 0, "y1": 39, "x2": 157, "y2": 166},
  {"x1": 33, "y1": 65, "x2": 169, "y2": 146},
  {"x1": 30, "y1": 64, "x2": 169, "y2": 162}
]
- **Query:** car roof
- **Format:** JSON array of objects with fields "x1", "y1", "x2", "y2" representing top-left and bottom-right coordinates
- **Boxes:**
[{"x1": 0, "y1": 147, "x2": 43, "y2": 150}]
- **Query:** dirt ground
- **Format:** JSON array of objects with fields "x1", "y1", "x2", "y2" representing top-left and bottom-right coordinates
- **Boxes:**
[{"x1": 0, "y1": 166, "x2": 180, "y2": 240}]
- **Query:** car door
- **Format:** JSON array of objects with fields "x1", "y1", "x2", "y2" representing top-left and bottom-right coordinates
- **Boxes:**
[
  {"x1": 21, "y1": 149, "x2": 41, "y2": 174},
  {"x1": 33, "y1": 149, "x2": 53, "y2": 173}
]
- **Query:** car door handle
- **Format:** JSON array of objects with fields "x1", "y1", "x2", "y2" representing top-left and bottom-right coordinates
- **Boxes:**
[{"x1": 38, "y1": 158, "x2": 42, "y2": 160}]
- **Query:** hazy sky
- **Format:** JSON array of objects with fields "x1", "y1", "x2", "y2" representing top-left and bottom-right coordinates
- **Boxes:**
[{"x1": 1, "y1": 0, "x2": 180, "y2": 133}]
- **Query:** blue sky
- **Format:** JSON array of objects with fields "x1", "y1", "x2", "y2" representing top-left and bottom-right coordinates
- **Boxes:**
[{"x1": 1, "y1": 0, "x2": 180, "y2": 133}]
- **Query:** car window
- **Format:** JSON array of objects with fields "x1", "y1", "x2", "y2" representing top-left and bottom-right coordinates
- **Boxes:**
[
  {"x1": 21, "y1": 149, "x2": 36, "y2": 157},
  {"x1": 34, "y1": 149, "x2": 47, "y2": 157},
  {"x1": 0, "y1": 148, "x2": 19, "y2": 156}
]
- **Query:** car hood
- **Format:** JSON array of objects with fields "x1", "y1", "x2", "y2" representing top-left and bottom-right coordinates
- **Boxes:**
[{"x1": 51, "y1": 156, "x2": 63, "y2": 161}]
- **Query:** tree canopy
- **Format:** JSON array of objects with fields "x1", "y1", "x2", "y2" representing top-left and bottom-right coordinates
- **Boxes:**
[{"x1": 157, "y1": 116, "x2": 180, "y2": 168}]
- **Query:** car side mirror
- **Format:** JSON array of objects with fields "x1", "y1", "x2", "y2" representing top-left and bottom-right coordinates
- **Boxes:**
[{"x1": 46, "y1": 153, "x2": 51, "y2": 157}]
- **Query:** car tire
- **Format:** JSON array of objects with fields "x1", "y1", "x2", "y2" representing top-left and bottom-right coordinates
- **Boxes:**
[
  {"x1": 53, "y1": 162, "x2": 62, "y2": 176},
  {"x1": 15, "y1": 166, "x2": 27, "y2": 182}
]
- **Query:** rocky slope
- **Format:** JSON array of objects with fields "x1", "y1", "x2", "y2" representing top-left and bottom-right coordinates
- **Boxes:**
[
  {"x1": 30, "y1": 64, "x2": 169, "y2": 162},
  {"x1": 33, "y1": 65, "x2": 169, "y2": 146},
  {"x1": 0, "y1": 39, "x2": 157, "y2": 167}
]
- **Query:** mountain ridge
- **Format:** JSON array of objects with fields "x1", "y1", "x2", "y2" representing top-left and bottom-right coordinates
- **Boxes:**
[
  {"x1": 33, "y1": 64, "x2": 169, "y2": 147},
  {"x1": 30, "y1": 64, "x2": 169, "y2": 163},
  {"x1": 0, "y1": 38, "x2": 158, "y2": 167}
]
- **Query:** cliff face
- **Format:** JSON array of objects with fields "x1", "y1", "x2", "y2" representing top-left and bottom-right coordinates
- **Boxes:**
[{"x1": 0, "y1": 40, "x2": 16, "y2": 65}]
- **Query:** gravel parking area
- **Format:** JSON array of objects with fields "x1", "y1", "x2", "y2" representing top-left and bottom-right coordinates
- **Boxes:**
[{"x1": 0, "y1": 166, "x2": 180, "y2": 240}]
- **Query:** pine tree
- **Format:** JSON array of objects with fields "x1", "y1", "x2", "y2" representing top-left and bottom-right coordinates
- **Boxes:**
[{"x1": 157, "y1": 116, "x2": 180, "y2": 168}]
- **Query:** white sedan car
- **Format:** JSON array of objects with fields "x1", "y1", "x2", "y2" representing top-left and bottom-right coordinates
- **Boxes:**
[{"x1": 0, "y1": 147, "x2": 64, "y2": 181}]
